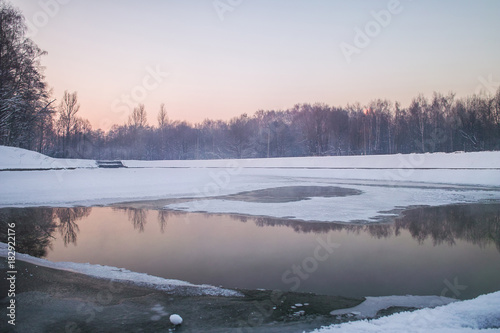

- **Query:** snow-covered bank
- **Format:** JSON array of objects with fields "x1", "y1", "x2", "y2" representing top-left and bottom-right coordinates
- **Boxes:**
[
  {"x1": 312, "y1": 292, "x2": 500, "y2": 333},
  {"x1": 0, "y1": 146, "x2": 95, "y2": 170},
  {"x1": 122, "y1": 150, "x2": 500, "y2": 170},
  {"x1": 2, "y1": 145, "x2": 500, "y2": 171},
  {"x1": 0, "y1": 242, "x2": 241, "y2": 297}
]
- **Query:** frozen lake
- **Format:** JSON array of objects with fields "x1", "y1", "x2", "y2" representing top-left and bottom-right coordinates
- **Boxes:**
[{"x1": 2, "y1": 203, "x2": 499, "y2": 300}]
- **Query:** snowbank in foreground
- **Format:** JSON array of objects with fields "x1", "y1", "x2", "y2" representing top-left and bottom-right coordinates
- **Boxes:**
[
  {"x1": 312, "y1": 292, "x2": 500, "y2": 333},
  {"x1": 0, "y1": 146, "x2": 95, "y2": 169},
  {"x1": 0, "y1": 242, "x2": 241, "y2": 297}
]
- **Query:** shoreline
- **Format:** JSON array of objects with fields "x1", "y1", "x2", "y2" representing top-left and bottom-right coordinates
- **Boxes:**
[{"x1": 1, "y1": 259, "x2": 366, "y2": 332}]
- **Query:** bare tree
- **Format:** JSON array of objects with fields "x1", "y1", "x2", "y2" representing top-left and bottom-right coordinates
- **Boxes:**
[
  {"x1": 157, "y1": 103, "x2": 168, "y2": 158},
  {"x1": 57, "y1": 90, "x2": 80, "y2": 156},
  {"x1": 157, "y1": 103, "x2": 168, "y2": 128},
  {"x1": 129, "y1": 104, "x2": 147, "y2": 128}
]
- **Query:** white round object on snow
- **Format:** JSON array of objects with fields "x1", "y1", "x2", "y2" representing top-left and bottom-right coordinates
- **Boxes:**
[{"x1": 169, "y1": 314, "x2": 183, "y2": 325}]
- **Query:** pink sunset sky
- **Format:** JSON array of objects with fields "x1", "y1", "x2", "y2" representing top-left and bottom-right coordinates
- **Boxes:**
[{"x1": 10, "y1": 0, "x2": 500, "y2": 130}]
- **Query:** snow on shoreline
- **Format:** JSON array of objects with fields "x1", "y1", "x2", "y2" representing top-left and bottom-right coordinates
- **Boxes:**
[
  {"x1": 0, "y1": 146, "x2": 95, "y2": 170},
  {"x1": 312, "y1": 292, "x2": 500, "y2": 333},
  {"x1": 2, "y1": 145, "x2": 500, "y2": 171},
  {"x1": 0, "y1": 242, "x2": 241, "y2": 297}
]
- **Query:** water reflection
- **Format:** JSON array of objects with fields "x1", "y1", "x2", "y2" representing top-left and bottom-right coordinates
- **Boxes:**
[
  {"x1": 232, "y1": 204, "x2": 500, "y2": 251},
  {"x1": 1, "y1": 204, "x2": 500, "y2": 259},
  {"x1": 0, "y1": 207, "x2": 91, "y2": 257},
  {"x1": 157, "y1": 210, "x2": 170, "y2": 233},
  {"x1": 55, "y1": 207, "x2": 91, "y2": 246},
  {"x1": 395, "y1": 204, "x2": 500, "y2": 251},
  {"x1": 112, "y1": 208, "x2": 177, "y2": 233}
]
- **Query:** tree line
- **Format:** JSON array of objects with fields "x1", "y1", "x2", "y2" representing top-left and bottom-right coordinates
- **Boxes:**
[{"x1": 2, "y1": 1, "x2": 500, "y2": 160}]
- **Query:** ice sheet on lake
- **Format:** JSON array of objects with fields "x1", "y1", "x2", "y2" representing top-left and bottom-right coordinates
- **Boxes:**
[{"x1": 164, "y1": 184, "x2": 500, "y2": 223}]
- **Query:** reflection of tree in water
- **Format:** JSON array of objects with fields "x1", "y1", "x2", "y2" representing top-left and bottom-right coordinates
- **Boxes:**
[
  {"x1": 0, "y1": 208, "x2": 57, "y2": 257},
  {"x1": 114, "y1": 208, "x2": 185, "y2": 233},
  {"x1": 395, "y1": 204, "x2": 500, "y2": 251},
  {"x1": 233, "y1": 215, "x2": 393, "y2": 237},
  {"x1": 157, "y1": 210, "x2": 170, "y2": 233},
  {"x1": 115, "y1": 208, "x2": 147, "y2": 232},
  {"x1": 0, "y1": 207, "x2": 92, "y2": 257},
  {"x1": 55, "y1": 207, "x2": 91, "y2": 246},
  {"x1": 229, "y1": 204, "x2": 500, "y2": 252}
]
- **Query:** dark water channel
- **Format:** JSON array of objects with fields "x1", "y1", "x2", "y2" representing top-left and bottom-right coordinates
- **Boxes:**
[{"x1": 1, "y1": 203, "x2": 500, "y2": 300}]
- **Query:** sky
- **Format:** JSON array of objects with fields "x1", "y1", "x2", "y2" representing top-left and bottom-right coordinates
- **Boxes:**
[{"x1": 9, "y1": 0, "x2": 500, "y2": 130}]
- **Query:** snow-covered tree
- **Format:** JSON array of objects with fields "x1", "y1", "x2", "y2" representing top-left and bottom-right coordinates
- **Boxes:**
[{"x1": 0, "y1": 0, "x2": 54, "y2": 149}]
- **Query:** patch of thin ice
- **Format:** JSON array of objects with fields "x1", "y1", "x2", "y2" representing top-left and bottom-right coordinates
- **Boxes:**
[{"x1": 330, "y1": 295, "x2": 457, "y2": 319}]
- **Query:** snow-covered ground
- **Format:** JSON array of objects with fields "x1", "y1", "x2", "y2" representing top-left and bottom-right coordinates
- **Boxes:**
[
  {"x1": 312, "y1": 291, "x2": 500, "y2": 332},
  {"x1": 0, "y1": 145, "x2": 95, "y2": 169},
  {"x1": 0, "y1": 146, "x2": 499, "y2": 223}
]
